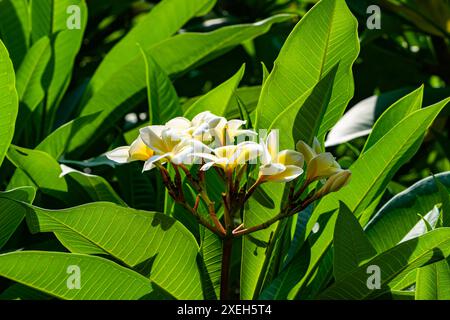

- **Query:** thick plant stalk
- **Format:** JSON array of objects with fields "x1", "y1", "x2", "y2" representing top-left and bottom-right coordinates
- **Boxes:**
[{"x1": 220, "y1": 237, "x2": 233, "y2": 300}]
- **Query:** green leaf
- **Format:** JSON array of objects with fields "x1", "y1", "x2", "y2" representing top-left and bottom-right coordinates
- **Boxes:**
[
  {"x1": 416, "y1": 259, "x2": 450, "y2": 300},
  {"x1": 319, "y1": 228, "x2": 450, "y2": 299},
  {"x1": 85, "y1": 0, "x2": 216, "y2": 98},
  {"x1": 0, "y1": 283, "x2": 52, "y2": 300},
  {"x1": 269, "y1": 64, "x2": 338, "y2": 148},
  {"x1": 14, "y1": 37, "x2": 51, "y2": 138},
  {"x1": 198, "y1": 228, "x2": 222, "y2": 300},
  {"x1": 0, "y1": 40, "x2": 19, "y2": 167},
  {"x1": 8, "y1": 114, "x2": 98, "y2": 190},
  {"x1": 181, "y1": 86, "x2": 261, "y2": 120},
  {"x1": 399, "y1": 206, "x2": 440, "y2": 242},
  {"x1": 326, "y1": 87, "x2": 450, "y2": 147},
  {"x1": 7, "y1": 145, "x2": 69, "y2": 204},
  {"x1": 261, "y1": 62, "x2": 270, "y2": 85},
  {"x1": 436, "y1": 177, "x2": 450, "y2": 227},
  {"x1": 362, "y1": 85, "x2": 423, "y2": 153},
  {"x1": 184, "y1": 64, "x2": 245, "y2": 118},
  {"x1": 68, "y1": 14, "x2": 292, "y2": 155},
  {"x1": 45, "y1": 22, "x2": 87, "y2": 115},
  {"x1": 242, "y1": 0, "x2": 358, "y2": 300},
  {"x1": 28, "y1": 0, "x2": 88, "y2": 126},
  {"x1": 315, "y1": 98, "x2": 450, "y2": 221},
  {"x1": 30, "y1": 0, "x2": 52, "y2": 43},
  {"x1": 17, "y1": 200, "x2": 204, "y2": 299},
  {"x1": 7, "y1": 144, "x2": 120, "y2": 207},
  {"x1": 365, "y1": 172, "x2": 450, "y2": 253},
  {"x1": 255, "y1": 0, "x2": 359, "y2": 141},
  {"x1": 59, "y1": 164, "x2": 127, "y2": 205},
  {"x1": 115, "y1": 163, "x2": 160, "y2": 211},
  {"x1": 293, "y1": 98, "x2": 450, "y2": 298},
  {"x1": 333, "y1": 202, "x2": 377, "y2": 281},
  {"x1": 45, "y1": 1, "x2": 88, "y2": 126},
  {"x1": 0, "y1": 187, "x2": 36, "y2": 249},
  {"x1": 0, "y1": 0, "x2": 30, "y2": 68},
  {"x1": 0, "y1": 251, "x2": 154, "y2": 300},
  {"x1": 258, "y1": 244, "x2": 311, "y2": 300},
  {"x1": 139, "y1": 48, "x2": 181, "y2": 124}
]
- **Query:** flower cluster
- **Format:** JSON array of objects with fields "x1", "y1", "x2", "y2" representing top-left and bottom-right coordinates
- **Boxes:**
[{"x1": 106, "y1": 111, "x2": 351, "y2": 238}]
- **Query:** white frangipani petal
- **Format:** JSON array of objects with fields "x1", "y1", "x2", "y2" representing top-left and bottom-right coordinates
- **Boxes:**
[
  {"x1": 166, "y1": 117, "x2": 191, "y2": 130},
  {"x1": 142, "y1": 154, "x2": 168, "y2": 172},
  {"x1": 258, "y1": 130, "x2": 304, "y2": 183},
  {"x1": 106, "y1": 146, "x2": 131, "y2": 164}
]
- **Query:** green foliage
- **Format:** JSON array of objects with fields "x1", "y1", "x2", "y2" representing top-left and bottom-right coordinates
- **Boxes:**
[{"x1": 0, "y1": 0, "x2": 450, "y2": 301}]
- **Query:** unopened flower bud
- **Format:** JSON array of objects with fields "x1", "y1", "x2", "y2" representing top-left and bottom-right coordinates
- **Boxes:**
[
  {"x1": 306, "y1": 152, "x2": 341, "y2": 181},
  {"x1": 296, "y1": 141, "x2": 315, "y2": 164},
  {"x1": 317, "y1": 170, "x2": 352, "y2": 196},
  {"x1": 296, "y1": 137, "x2": 322, "y2": 164}
]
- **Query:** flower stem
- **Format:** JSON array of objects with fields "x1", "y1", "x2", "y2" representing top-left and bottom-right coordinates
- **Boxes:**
[{"x1": 220, "y1": 236, "x2": 233, "y2": 300}]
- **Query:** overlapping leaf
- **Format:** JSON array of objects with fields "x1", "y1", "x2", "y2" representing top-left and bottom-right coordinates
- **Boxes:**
[
  {"x1": 241, "y1": 0, "x2": 359, "y2": 299},
  {"x1": 10, "y1": 199, "x2": 204, "y2": 299},
  {"x1": 0, "y1": 251, "x2": 154, "y2": 300},
  {"x1": 0, "y1": 40, "x2": 18, "y2": 167}
]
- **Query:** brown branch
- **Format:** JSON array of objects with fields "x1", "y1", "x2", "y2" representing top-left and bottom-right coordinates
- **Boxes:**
[{"x1": 233, "y1": 195, "x2": 317, "y2": 237}]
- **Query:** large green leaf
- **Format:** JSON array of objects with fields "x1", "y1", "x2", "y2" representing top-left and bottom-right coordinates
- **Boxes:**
[
  {"x1": 0, "y1": 187, "x2": 36, "y2": 249},
  {"x1": 181, "y1": 86, "x2": 261, "y2": 120},
  {"x1": 325, "y1": 87, "x2": 450, "y2": 147},
  {"x1": 362, "y1": 86, "x2": 423, "y2": 153},
  {"x1": 7, "y1": 144, "x2": 120, "y2": 207},
  {"x1": 30, "y1": 0, "x2": 52, "y2": 43},
  {"x1": 289, "y1": 98, "x2": 449, "y2": 298},
  {"x1": 312, "y1": 98, "x2": 450, "y2": 222},
  {"x1": 269, "y1": 64, "x2": 338, "y2": 149},
  {"x1": 86, "y1": 0, "x2": 216, "y2": 98},
  {"x1": 68, "y1": 14, "x2": 292, "y2": 155},
  {"x1": 258, "y1": 242, "x2": 311, "y2": 300},
  {"x1": 241, "y1": 0, "x2": 358, "y2": 300},
  {"x1": 0, "y1": 0, "x2": 30, "y2": 68},
  {"x1": 59, "y1": 164, "x2": 126, "y2": 205},
  {"x1": 255, "y1": 0, "x2": 359, "y2": 140},
  {"x1": 319, "y1": 228, "x2": 450, "y2": 299},
  {"x1": 436, "y1": 178, "x2": 450, "y2": 227},
  {"x1": 0, "y1": 251, "x2": 154, "y2": 300},
  {"x1": 0, "y1": 40, "x2": 18, "y2": 167},
  {"x1": 7, "y1": 145, "x2": 70, "y2": 204},
  {"x1": 416, "y1": 259, "x2": 450, "y2": 300},
  {"x1": 333, "y1": 202, "x2": 377, "y2": 281},
  {"x1": 198, "y1": 228, "x2": 222, "y2": 300},
  {"x1": 0, "y1": 283, "x2": 52, "y2": 300},
  {"x1": 14, "y1": 37, "x2": 51, "y2": 138},
  {"x1": 115, "y1": 162, "x2": 159, "y2": 211},
  {"x1": 28, "y1": 0, "x2": 87, "y2": 128},
  {"x1": 365, "y1": 172, "x2": 450, "y2": 253},
  {"x1": 184, "y1": 64, "x2": 245, "y2": 118},
  {"x1": 140, "y1": 49, "x2": 181, "y2": 125},
  {"x1": 14, "y1": 200, "x2": 204, "y2": 299},
  {"x1": 8, "y1": 114, "x2": 97, "y2": 190},
  {"x1": 45, "y1": 0, "x2": 88, "y2": 118}
]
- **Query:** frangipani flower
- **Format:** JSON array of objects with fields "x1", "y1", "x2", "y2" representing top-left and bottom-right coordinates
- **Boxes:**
[
  {"x1": 164, "y1": 112, "x2": 222, "y2": 139},
  {"x1": 210, "y1": 118, "x2": 257, "y2": 147},
  {"x1": 106, "y1": 136, "x2": 154, "y2": 164},
  {"x1": 194, "y1": 141, "x2": 262, "y2": 172},
  {"x1": 190, "y1": 111, "x2": 223, "y2": 137},
  {"x1": 296, "y1": 137, "x2": 342, "y2": 181},
  {"x1": 139, "y1": 125, "x2": 211, "y2": 171},
  {"x1": 259, "y1": 131, "x2": 304, "y2": 182}
]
